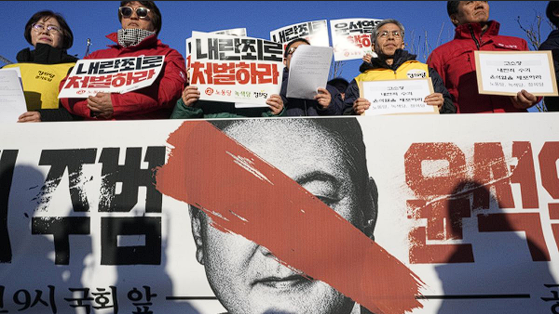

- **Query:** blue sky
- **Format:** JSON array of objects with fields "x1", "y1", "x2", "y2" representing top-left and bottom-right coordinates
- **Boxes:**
[
  {"x1": 1, "y1": 1, "x2": 552, "y2": 81},
  {"x1": 0, "y1": 1, "x2": 554, "y2": 112}
]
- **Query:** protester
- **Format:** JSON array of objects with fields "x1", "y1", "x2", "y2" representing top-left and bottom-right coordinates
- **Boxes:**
[
  {"x1": 188, "y1": 118, "x2": 378, "y2": 314},
  {"x1": 344, "y1": 19, "x2": 455, "y2": 115},
  {"x1": 280, "y1": 38, "x2": 345, "y2": 116},
  {"x1": 427, "y1": 1, "x2": 539, "y2": 113},
  {"x1": 59, "y1": 1, "x2": 187, "y2": 120},
  {"x1": 327, "y1": 77, "x2": 349, "y2": 100},
  {"x1": 3, "y1": 10, "x2": 78, "y2": 122},
  {"x1": 539, "y1": 1, "x2": 559, "y2": 111}
]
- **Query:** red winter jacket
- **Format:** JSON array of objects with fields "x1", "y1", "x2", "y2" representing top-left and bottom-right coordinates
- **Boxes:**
[
  {"x1": 427, "y1": 21, "x2": 532, "y2": 113},
  {"x1": 60, "y1": 32, "x2": 187, "y2": 120}
]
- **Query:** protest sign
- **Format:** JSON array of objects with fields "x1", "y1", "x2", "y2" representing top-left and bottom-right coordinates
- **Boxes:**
[
  {"x1": 474, "y1": 50, "x2": 558, "y2": 96},
  {"x1": 360, "y1": 78, "x2": 437, "y2": 115},
  {"x1": 330, "y1": 18, "x2": 382, "y2": 61},
  {"x1": 189, "y1": 33, "x2": 284, "y2": 106},
  {"x1": 58, "y1": 56, "x2": 165, "y2": 98},
  {"x1": 270, "y1": 20, "x2": 329, "y2": 49}
]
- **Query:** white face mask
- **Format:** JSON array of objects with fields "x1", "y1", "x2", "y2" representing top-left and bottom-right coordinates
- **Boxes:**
[{"x1": 117, "y1": 28, "x2": 155, "y2": 47}]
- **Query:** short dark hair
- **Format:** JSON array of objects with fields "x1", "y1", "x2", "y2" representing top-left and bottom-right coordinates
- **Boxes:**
[
  {"x1": 328, "y1": 77, "x2": 349, "y2": 94},
  {"x1": 283, "y1": 37, "x2": 311, "y2": 58},
  {"x1": 547, "y1": 1, "x2": 559, "y2": 27},
  {"x1": 119, "y1": 1, "x2": 162, "y2": 35},
  {"x1": 447, "y1": 1, "x2": 460, "y2": 17},
  {"x1": 24, "y1": 10, "x2": 74, "y2": 50}
]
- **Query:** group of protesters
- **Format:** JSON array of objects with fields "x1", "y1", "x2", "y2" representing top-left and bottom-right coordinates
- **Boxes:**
[{"x1": 6, "y1": 1, "x2": 559, "y2": 123}]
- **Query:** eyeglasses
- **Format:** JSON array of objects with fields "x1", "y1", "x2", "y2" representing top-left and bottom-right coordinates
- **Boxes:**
[
  {"x1": 32, "y1": 23, "x2": 61, "y2": 34},
  {"x1": 119, "y1": 6, "x2": 151, "y2": 19},
  {"x1": 286, "y1": 47, "x2": 298, "y2": 55},
  {"x1": 377, "y1": 30, "x2": 402, "y2": 39}
]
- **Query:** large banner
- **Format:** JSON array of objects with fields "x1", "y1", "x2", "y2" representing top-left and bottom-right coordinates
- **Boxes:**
[{"x1": 1, "y1": 114, "x2": 558, "y2": 314}]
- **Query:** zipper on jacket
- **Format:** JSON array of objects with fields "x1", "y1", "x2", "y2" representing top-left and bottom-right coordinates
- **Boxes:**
[{"x1": 468, "y1": 25, "x2": 481, "y2": 50}]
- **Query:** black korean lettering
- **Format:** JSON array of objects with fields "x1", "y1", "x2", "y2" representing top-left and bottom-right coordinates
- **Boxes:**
[
  {"x1": 38, "y1": 149, "x2": 97, "y2": 212},
  {"x1": 196, "y1": 38, "x2": 219, "y2": 60},
  {"x1": 98, "y1": 147, "x2": 165, "y2": 213},
  {"x1": 32, "y1": 217, "x2": 90, "y2": 264},
  {"x1": 101, "y1": 217, "x2": 161, "y2": 265},
  {"x1": 0, "y1": 150, "x2": 18, "y2": 263}
]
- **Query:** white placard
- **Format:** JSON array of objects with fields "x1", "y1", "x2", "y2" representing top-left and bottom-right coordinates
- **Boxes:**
[
  {"x1": 286, "y1": 45, "x2": 333, "y2": 99},
  {"x1": 330, "y1": 18, "x2": 382, "y2": 61},
  {"x1": 475, "y1": 50, "x2": 558, "y2": 96},
  {"x1": 270, "y1": 20, "x2": 330, "y2": 48},
  {"x1": 361, "y1": 78, "x2": 437, "y2": 115},
  {"x1": 0, "y1": 68, "x2": 26, "y2": 123},
  {"x1": 190, "y1": 33, "x2": 284, "y2": 106},
  {"x1": 58, "y1": 56, "x2": 165, "y2": 98}
]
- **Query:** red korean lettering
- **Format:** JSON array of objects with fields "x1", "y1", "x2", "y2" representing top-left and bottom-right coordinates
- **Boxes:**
[
  {"x1": 236, "y1": 62, "x2": 250, "y2": 84},
  {"x1": 87, "y1": 75, "x2": 112, "y2": 89},
  {"x1": 250, "y1": 63, "x2": 279, "y2": 85},
  {"x1": 63, "y1": 76, "x2": 88, "y2": 89},
  {"x1": 539, "y1": 142, "x2": 559, "y2": 252},
  {"x1": 190, "y1": 61, "x2": 212, "y2": 85},
  {"x1": 212, "y1": 62, "x2": 236, "y2": 85},
  {"x1": 405, "y1": 143, "x2": 474, "y2": 264},
  {"x1": 111, "y1": 73, "x2": 127, "y2": 87},
  {"x1": 473, "y1": 143, "x2": 514, "y2": 209},
  {"x1": 126, "y1": 69, "x2": 156, "y2": 85}
]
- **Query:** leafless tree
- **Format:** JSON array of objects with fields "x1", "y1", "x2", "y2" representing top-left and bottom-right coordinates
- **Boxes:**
[
  {"x1": 329, "y1": 60, "x2": 345, "y2": 80},
  {"x1": 517, "y1": 10, "x2": 557, "y2": 111}
]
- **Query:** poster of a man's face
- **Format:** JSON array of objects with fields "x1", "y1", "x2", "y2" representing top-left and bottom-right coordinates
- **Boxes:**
[{"x1": 188, "y1": 118, "x2": 378, "y2": 314}]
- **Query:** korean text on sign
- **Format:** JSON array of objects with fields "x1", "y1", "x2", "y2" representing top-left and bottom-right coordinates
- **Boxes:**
[
  {"x1": 190, "y1": 34, "x2": 284, "y2": 106},
  {"x1": 58, "y1": 56, "x2": 165, "y2": 98}
]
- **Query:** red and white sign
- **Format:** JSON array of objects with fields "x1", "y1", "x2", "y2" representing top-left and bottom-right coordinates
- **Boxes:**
[
  {"x1": 330, "y1": 18, "x2": 382, "y2": 61},
  {"x1": 189, "y1": 33, "x2": 284, "y2": 106},
  {"x1": 58, "y1": 56, "x2": 165, "y2": 98}
]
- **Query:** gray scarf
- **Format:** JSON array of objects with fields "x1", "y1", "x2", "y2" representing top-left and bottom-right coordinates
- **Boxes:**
[{"x1": 117, "y1": 28, "x2": 156, "y2": 47}]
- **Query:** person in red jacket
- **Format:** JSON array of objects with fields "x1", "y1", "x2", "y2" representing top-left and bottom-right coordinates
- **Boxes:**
[
  {"x1": 59, "y1": 1, "x2": 187, "y2": 120},
  {"x1": 427, "y1": 1, "x2": 539, "y2": 113}
]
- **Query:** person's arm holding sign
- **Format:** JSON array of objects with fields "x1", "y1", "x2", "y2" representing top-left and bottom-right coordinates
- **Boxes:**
[
  {"x1": 510, "y1": 90, "x2": 539, "y2": 109},
  {"x1": 266, "y1": 94, "x2": 284, "y2": 115}
]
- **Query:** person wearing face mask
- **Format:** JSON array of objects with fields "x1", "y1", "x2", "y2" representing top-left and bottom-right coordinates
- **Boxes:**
[
  {"x1": 344, "y1": 19, "x2": 456, "y2": 115},
  {"x1": 427, "y1": 1, "x2": 539, "y2": 113},
  {"x1": 3, "y1": 10, "x2": 78, "y2": 122},
  {"x1": 60, "y1": 1, "x2": 187, "y2": 120}
]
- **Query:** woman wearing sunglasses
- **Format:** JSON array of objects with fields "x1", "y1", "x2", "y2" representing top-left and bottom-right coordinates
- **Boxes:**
[
  {"x1": 3, "y1": 10, "x2": 78, "y2": 122},
  {"x1": 59, "y1": 1, "x2": 187, "y2": 120}
]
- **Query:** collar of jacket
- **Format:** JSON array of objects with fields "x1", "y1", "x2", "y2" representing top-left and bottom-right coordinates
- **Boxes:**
[
  {"x1": 454, "y1": 20, "x2": 500, "y2": 40},
  {"x1": 359, "y1": 49, "x2": 417, "y2": 72},
  {"x1": 106, "y1": 31, "x2": 161, "y2": 50},
  {"x1": 16, "y1": 43, "x2": 78, "y2": 64}
]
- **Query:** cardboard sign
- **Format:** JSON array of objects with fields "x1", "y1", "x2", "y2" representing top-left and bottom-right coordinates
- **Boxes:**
[
  {"x1": 330, "y1": 18, "x2": 382, "y2": 61},
  {"x1": 58, "y1": 56, "x2": 165, "y2": 98},
  {"x1": 474, "y1": 50, "x2": 559, "y2": 96},
  {"x1": 360, "y1": 78, "x2": 438, "y2": 115}
]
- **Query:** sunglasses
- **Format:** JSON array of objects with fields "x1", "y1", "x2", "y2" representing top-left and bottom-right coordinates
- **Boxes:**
[{"x1": 119, "y1": 6, "x2": 151, "y2": 19}]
